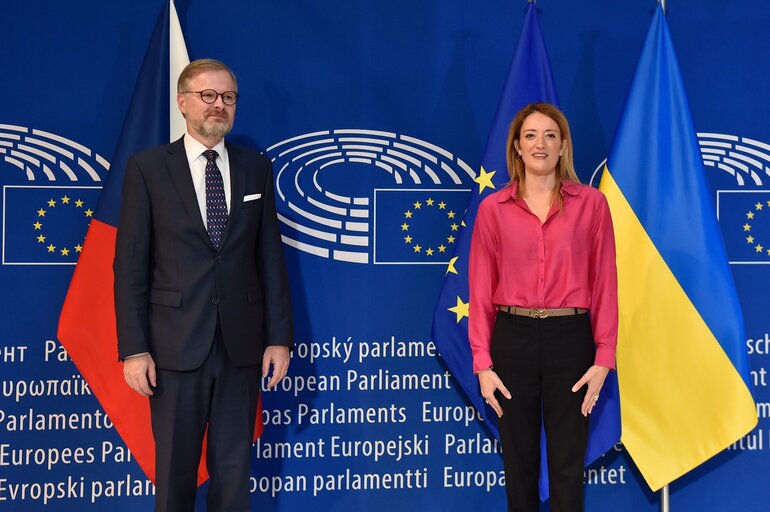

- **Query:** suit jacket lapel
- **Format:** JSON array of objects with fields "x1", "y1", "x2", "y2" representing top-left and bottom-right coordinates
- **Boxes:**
[{"x1": 165, "y1": 137, "x2": 212, "y2": 247}]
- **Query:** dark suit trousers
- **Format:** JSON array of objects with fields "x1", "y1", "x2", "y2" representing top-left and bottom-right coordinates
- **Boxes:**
[
  {"x1": 150, "y1": 327, "x2": 260, "y2": 512},
  {"x1": 491, "y1": 311, "x2": 595, "y2": 512}
]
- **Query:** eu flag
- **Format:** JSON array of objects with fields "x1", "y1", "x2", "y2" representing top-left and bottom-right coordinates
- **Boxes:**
[{"x1": 599, "y1": 4, "x2": 757, "y2": 491}]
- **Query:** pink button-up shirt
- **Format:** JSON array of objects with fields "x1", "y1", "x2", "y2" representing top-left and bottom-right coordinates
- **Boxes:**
[{"x1": 468, "y1": 180, "x2": 618, "y2": 373}]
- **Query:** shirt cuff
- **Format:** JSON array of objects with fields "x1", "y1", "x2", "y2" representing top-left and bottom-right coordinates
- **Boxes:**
[
  {"x1": 123, "y1": 352, "x2": 150, "y2": 360},
  {"x1": 594, "y1": 346, "x2": 616, "y2": 370},
  {"x1": 472, "y1": 352, "x2": 494, "y2": 374}
]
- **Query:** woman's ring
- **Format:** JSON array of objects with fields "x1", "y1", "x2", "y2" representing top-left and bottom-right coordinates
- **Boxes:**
[{"x1": 593, "y1": 395, "x2": 599, "y2": 402}]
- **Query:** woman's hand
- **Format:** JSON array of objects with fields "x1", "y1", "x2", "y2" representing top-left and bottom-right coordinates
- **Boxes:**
[
  {"x1": 571, "y1": 365, "x2": 610, "y2": 417},
  {"x1": 478, "y1": 370, "x2": 512, "y2": 418}
]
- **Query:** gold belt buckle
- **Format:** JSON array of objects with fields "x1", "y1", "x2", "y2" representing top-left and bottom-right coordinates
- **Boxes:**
[{"x1": 529, "y1": 308, "x2": 549, "y2": 318}]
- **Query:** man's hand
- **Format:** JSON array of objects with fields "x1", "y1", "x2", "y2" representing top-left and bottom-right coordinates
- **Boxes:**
[
  {"x1": 122, "y1": 354, "x2": 156, "y2": 397},
  {"x1": 262, "y1": 346, "x2": 290, "y2": 389}
]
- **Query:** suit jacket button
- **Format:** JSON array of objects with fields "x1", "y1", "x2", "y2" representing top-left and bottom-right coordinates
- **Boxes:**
[
  {"x1": 211, "y1": 297, "x2": 220, "y2": 304},
  {"x1": 215, "y1": 255, "x2": 223, "y2": 263}
]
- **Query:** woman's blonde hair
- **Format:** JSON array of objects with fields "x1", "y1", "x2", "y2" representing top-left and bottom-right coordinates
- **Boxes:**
[{"x1": 505, "y1": 103, "x2": 579, "y2": 201}]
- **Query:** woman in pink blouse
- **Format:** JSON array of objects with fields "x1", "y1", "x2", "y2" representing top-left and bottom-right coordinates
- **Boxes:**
[{"x1": 469, "y1": 103, "x2": 618, "y2": 512}]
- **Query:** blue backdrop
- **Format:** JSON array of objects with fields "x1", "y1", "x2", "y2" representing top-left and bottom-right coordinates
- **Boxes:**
[{"x1": 1, "y1": 1, "x2": 768, "y2": 510}]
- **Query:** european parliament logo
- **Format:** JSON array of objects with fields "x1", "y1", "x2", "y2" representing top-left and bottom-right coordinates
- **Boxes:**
[
  {"x1": 702, "y1": 132, "x2": 770, "y2": 265},
  {"x1": 266, "y1": 129, "x2": 475, "y2": 265},
  {"x1": 590, "y1": 132, "x2": 770, "y2": 266},
  {"x1": 0, "y1": 123, "x2": 107, "y2": 265}
]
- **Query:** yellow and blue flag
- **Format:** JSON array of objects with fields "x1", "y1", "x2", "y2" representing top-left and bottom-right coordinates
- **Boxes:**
[
  {"x1": 432, "y1": 2, "x2": 620, "y2": 500},
  {"x1": 599, "y1": 4, "x2": 757, "y2": 491}
]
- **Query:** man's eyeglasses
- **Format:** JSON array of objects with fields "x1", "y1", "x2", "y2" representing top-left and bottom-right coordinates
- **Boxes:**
[{"x1": 183, "y1": 89, "x2": 240, "y2": 105}]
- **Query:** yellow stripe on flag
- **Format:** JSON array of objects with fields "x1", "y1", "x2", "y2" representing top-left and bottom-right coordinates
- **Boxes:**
[{"x1": 600, "y1": 168, "x2": 757, "y2": 491}]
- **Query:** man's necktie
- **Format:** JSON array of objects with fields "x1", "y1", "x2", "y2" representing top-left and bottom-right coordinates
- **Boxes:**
[{"x1": 203, "y1": 149, "x2": 228, "y2": 249}]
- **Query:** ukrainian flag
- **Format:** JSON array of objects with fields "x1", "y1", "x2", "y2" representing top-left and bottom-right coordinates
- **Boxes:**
[{"x1": 599, "y1": 5, "x2": 757, "y2": 490}]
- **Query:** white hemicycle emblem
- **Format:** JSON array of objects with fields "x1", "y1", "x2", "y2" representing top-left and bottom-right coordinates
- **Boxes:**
[
  {"x1": 697, "y1": 132, "x2": 770, "y2": 187},
  {"x1": 0, "y1": 123, "x2": 108, "y2": 183},
  {"x1": 267, "y1": 129, "x2": 476, "y2": 264}
]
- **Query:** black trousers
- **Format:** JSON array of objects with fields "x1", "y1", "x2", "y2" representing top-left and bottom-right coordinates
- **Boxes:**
[
  {"x1": 150, "y1": 328, "x2": 260, "y2": 512},
  {"x1": 490, "y1": 310, "x2": 595, "y2": 512}
]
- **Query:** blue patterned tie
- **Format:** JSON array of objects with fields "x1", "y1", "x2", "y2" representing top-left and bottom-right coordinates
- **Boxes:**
[{"x1": 203, "y1": 149, "x2": 228, "y2": 249}]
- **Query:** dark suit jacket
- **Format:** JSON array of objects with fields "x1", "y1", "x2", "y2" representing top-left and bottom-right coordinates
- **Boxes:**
[{"x1": 113, "y1": 137, "x2": 293, "y2": 371}]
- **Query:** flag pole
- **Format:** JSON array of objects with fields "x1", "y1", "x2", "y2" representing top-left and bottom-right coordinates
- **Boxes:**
[
  {"x1": 660, "y1": 7, "x2": 667, "y2": 512},
  {"x1": 655, "y1": 2, "x2": 669, "y2": 510}
]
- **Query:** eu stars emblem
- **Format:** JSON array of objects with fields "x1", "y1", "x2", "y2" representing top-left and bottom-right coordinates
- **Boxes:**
[
  {"x1": 373, "y1": 188, "x2": 470, "y2": 264},
  {"x1": 2, "y1": 186, "x2": 100, "y2": 265},
  {"x1": 716, "y1": 190, "x2": 770, "y2": 264}
]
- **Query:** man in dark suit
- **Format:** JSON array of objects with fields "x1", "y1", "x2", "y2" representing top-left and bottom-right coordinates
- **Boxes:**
[{"x1": 114, "y1": 58, "x2": 293, "y2": 512}]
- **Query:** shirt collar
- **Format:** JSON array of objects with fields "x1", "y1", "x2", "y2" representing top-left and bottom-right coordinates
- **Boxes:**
[
  {"x1": 497, "y1": 179, "x2": 581, "y2": 202},
  {"x1": 497, "y1": 182, "x2": 518, "y2": 202},
  {"x1": 560, "y1": 180, "x2": 581, "y2": 197},
  {"x1": 183, "y1": 132, "x2": 226, "y2": 162}
]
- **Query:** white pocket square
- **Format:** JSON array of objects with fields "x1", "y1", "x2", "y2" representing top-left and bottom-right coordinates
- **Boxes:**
[{"x1": 244, "y1": 193, "x2": 262, "y2": 202}]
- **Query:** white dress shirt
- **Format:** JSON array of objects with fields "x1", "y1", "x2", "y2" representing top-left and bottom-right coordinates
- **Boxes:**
[{"x1": 183, "y1": 133, "x2": 231, "y2": 228}]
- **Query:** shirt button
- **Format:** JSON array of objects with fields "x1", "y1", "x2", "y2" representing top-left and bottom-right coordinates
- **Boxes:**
[
  {"x1": 539, "y1": 278, "x2": 544, "y2": 282},
  {"x1": 211, "y1": 297, "x2": 220, "y2": 304}
]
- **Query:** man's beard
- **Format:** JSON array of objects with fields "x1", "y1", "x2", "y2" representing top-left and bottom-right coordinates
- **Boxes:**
[{"x1": 195, "y1": 113, "x2": 232, "y2": 140}]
